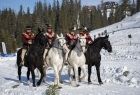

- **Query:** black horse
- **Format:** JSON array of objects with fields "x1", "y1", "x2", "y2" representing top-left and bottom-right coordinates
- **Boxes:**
[
  {"x1": 17, "y1": 27, "x2": 48, "y2": 87},
  {"x1": 78, "y1": 35, "x2": 112, "y2": 84}
]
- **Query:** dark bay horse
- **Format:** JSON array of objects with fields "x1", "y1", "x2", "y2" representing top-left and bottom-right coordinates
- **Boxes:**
[
  {"x1": 17, "y1": 28, "x2": 48, "y2": 87},
  {"x1": 78, "y1": 35, "x2": 112, "y2": 84}
]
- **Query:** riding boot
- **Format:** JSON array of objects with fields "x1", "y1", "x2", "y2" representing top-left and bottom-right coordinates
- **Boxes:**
[
  {"x1": 63, "y1": 44, "x2": 69, "y2": 65},
  {"x1": 20, "y1": 48, "x2": 27, "y2": 66},
  {"x1": 43, "y1": 48, "x2": 48, "y2": 67}
]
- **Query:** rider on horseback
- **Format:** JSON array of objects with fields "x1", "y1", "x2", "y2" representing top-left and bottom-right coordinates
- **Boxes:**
[
  {"x1": 79, "y1": 28, "x2": 93, "y2": 45},
  {"x1": 20, "y1": 26, "x2": 35, "y2": 66},
  {"x1": 65, "y1": 29, "x2": 78, "y2": 49},
  {"x1": 43, "y1": 24, "x2": 56, "y2": 66},
  {"x1": 44, "y1": 24, "x2": 55, "y2": 47},
  {"x1": 64, "y1": 28, "x2": 78, "y2": 64}
]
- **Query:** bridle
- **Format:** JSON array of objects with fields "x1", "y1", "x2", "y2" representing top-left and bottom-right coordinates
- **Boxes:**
[
  {"x1": 53, "y1": 38, "x2": 66, "y2": 50},
  {"x1": 75, "y1": 38, "x2": 86, "y2": 52}
]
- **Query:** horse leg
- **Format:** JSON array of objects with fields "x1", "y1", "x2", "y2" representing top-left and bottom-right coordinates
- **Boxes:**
[
  {"x1": 80, "y1": 65, "x2": 86, "y2": 82},
  {"x1": 27, "y1": 68, "x2": 30, "y2": 81},
  {"x1": 88, "y1": 65, "x2": 92, "y2": 84},
  {"x1": 54, "y1": 66, "x2": 60, "y2": 86},
  {"x1": 68, "y1": 66, "x2": 73, "y2": 85},
  {"x1": 95, "y1": 64, "x2": 103, "y2": 85},
  {"x1": 31, "y1": 69, "x2": 36, "y2": 87},
  {"x1": 18, "y1": 66, "x2": 22, "y2": 82},
  {"x1": 37, "y1": 67, "x2": 45, "y2": 86},
  {"x1": 59, "y1": 65, "x2": 63, "y2": 84},
  {"x1": 42, "y1": 67, "x2": 47, "y2": 83},
  {"x1": 78, "y1": 67, "x2": 81, "y2": 82},
  {"x1": 73, "y1": 66, "x2": 79, "y2": 87}
]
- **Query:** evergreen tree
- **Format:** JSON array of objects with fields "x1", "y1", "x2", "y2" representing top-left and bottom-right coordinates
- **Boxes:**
[{"x1": 137, "y1": 0, "x2": 140, "y2": 12}]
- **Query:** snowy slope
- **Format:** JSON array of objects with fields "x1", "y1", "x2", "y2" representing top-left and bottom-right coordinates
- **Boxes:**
[{"x1": 0, "y1": 13, "x2": 140, "y2": 95}]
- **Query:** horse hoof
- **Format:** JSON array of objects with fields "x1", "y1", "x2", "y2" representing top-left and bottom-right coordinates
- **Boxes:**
[
  {"x1": 37, "y1": 82, "x2": 41, "y2": 86},
  {"x1": 79, "y1": 79, "x2": 81, "y2": 82},
  {"x1": 58, "y1": 86, "x2": 62, "y2": 89},
  {"x1": 60, "y1": 81, "x2": 63, "y2": 84},
  {"x1": 76, "y1": 84, "x2": 80, "y2": 87},
  {"x1": 33, "y1": 84, "x2": 36, "y2": 87},
  {"x1": 99, "y1": 82, "x2": 103, "y2": 85},
  {"x1": 88, "y1": 82, "x2": 92, "y2": 84}
]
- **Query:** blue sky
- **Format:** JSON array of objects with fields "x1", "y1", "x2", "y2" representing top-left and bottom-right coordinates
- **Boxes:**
[{"x1": 0, "y1": 0, "x2": 101, "y2": 12}]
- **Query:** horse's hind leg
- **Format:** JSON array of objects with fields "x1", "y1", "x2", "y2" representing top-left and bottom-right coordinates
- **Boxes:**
[
  {"x1": 68, "y1": 66, "x2": 73, "y2": 85},
  {"x1": 42, "y1": 67, "x2": 47, "y2": 83},
  {"x1": 37, "y1": 67, "x2": 45, "y2": 86},
  {"x1": 18, "y1": 66, "x2": 22, "y2": 82},
  {"x1": 95, "y1": 64, "x2": 103, "y2": 85}
]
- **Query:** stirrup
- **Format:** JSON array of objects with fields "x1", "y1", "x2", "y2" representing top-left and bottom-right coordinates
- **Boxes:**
[
  {"x1": 20, "y1": 61, "x2": 24, "y2": 66},
  {"x1": 64, "y1": 61, "x2": 68, "y2": 65},
  {"x1": 43, "y1": 64, "x2": 47, "y2": 68}
]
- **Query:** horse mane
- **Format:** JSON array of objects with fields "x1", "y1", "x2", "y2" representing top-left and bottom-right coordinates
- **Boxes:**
[
  {"x1": 90, "y1": 37, "x2": 106, "y2": 46},
  {"x1": 33, "y1": 29, "x2": 48, "y2": 47}
]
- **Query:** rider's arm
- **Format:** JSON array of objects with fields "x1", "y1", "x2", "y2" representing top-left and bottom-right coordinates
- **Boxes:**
[
  {"x1": 30, "y1": 33, "x2": 35, "y2": 39},
  {"x1": 46, "y1": 32, "x2": 54, "y2": 38},
  {"x1": 22, "y1": 33, "x2": 30, "y2": 39}
]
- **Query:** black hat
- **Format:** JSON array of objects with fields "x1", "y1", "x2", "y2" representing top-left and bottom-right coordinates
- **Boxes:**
[
  {"x1": 47, "y1": 24, "x2": 52, "y2": 29},
  {"x1": 26, "y1": 26, "x2": 32, "y2": 30}
]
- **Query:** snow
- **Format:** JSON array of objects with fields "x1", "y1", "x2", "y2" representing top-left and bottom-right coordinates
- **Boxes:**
[{"x1": 1, "y1": 13, "x2": 140, "y2": 95}]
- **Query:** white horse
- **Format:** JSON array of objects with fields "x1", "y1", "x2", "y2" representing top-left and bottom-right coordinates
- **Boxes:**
[
  {"x1": 67, "y1": 34, "x2": 87, "y2": 87},
  {"x1": 45, "y1": 34, "x2": 67, "y2": 88}
]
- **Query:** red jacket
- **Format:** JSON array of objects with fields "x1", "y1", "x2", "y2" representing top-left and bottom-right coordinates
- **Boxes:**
[
  {"x1": 86, "y1": 33, "x2": 93, "y2": 44},
  {"x1": 45, "y1": 31, "x2": 55, "y2": 40},
  {"x1": 66, "y1": 33, "x2": 77, "y2": 41},
  {"x1": 22, "y1": 31, "x2": 35, "y2": 44}
]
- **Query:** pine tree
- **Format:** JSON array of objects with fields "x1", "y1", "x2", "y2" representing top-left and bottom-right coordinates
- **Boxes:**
[{"x1": 137, "y1": 0, "x2": 140, "y2": 12}]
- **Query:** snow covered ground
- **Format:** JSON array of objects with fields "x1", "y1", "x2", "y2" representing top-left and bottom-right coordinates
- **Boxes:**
[{"x1": 0, "y1": 13, "x2": 140, "y2": 95}]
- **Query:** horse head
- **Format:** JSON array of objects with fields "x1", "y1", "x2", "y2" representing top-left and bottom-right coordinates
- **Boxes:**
[
  {"x1": 34, "y1": 27, "x2": 48, "y2": 47},
  {"x1": 102, "y1": 35, "x2": 112, "y2": 52},
  {"x1": 77, "y1": 34, "x2": 87, "y2": 53},
  {"x1": 54, "y1": 33, "x2": 66, "y2": 48}
]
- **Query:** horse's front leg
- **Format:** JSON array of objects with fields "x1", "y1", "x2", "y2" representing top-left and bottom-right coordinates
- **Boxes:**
[
  {"x1": 59, "y1": 65, "x2": 63, "y2": 84},
  {"x1": 18, "y1": 66, "x2": 22, "y2": 82},
  {"x1": 78, "y1": 67, "x2": 81, "y2": 82},
  {"x1": 95, "y1": 64, "x2": 103, "y2": 85},
  {"x1": 80, "y1": 65, "x2": 86, "y2": 82},
  {"x1": 37, "y1": 67, "x2": 45, "y2": 86},
  {"x1": 27, "y1": 68, "x2": 30, "y2": 81},
  {"x1": 88, "y1": 65, "x2": 92, "y2": 84},
  {"x1": 31, "y1": 69, "x2": 36, "y2": 87},
  {"x1": 73, "y1": 66, "x2": 79, "y2": 87},
  {"x1": 54, "y1": 66, "x2": 60, "y2": 87}
]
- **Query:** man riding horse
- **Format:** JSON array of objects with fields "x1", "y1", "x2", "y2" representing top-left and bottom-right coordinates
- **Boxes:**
[
  {"x1": 65, "y1": 28, "x2": 78, "y2": 49},
  {"x1": 20, "y1": 26, "x2": 35, "y2": 66},
  {"x1": 43, "y1": 24, "x2": 56, "y2": 66},
  {"x1": 79, "y1": 28, "x2": 93, "y2": 45}
]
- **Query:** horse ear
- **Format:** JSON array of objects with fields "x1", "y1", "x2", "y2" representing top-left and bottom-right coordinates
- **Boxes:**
[
  {"x1": 60, "y1": 33, "x2": 63, "y2": 38},
  {"x1": 105, "y1": 34, "x2": 109, "y2": 38},
  {"x1": 56, "y1": 34, "x2": 60, "y2": 38}
]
